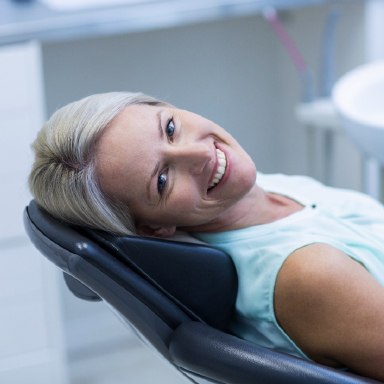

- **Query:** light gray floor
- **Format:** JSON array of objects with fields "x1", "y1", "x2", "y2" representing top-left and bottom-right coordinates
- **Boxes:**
[
  {"x1": 69, "y1": 338, "x2": 190, "y2": 384},
  {"x1": 61, "y1": 279, "x2": 191, "y2": 384}
]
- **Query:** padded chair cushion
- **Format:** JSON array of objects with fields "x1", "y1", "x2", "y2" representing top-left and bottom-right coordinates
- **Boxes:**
[
  {"x1": 26, "y1": 200, "x2": 238, "y2": 330},
  {"x1": 83, "y1": 229, "x2": 238, "y2": 330}
]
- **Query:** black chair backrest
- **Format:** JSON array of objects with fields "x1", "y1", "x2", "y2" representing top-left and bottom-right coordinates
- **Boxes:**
[{"x1": 24, "y1": 200, "x2": 238, "y2": 360}]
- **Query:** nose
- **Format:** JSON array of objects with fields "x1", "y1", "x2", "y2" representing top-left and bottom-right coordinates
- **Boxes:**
[{"x1": 165, "y1": 142, "x2": 211, "y2": 175}]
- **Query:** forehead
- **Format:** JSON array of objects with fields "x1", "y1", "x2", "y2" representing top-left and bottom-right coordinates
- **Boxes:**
[
  {"x1": 97, "y1": 103, "x2": 158, "y2": 162},
  {"x1": 112, "y1": 103, "x2": 158, "y2": 130},
  {"x1": 95, "y1": 103, "x2": 160, "y2": 202}
]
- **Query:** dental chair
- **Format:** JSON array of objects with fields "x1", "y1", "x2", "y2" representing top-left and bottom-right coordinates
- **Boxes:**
[{"x1": 23, "y1": 200, "x2": 379, "y2": 384}]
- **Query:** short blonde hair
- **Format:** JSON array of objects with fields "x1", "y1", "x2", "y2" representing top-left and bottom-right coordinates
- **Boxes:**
[{"x1": 29, "y1": 91, "x2": 163, "y2": 235}]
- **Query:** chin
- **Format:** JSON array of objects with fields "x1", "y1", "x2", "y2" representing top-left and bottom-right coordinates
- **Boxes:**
[
  {"x1": 243, "y1": 157, "x2": 257, "y2": 187},
  {"x1": 222, "y1": 146, "x2": 256, "y2": 198},
  {"x1": 233, "y1": 167, "x2": 257, "y2": 200}
]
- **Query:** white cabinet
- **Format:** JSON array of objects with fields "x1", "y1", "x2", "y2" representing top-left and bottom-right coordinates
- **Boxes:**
[{"x1": 0, "y1": 42, "x2": 68, "y2": 384}]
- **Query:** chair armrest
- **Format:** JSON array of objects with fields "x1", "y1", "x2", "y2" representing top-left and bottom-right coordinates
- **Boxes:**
[{"x1": 169, "y1": 322, "x2": 379, "y2": 384}]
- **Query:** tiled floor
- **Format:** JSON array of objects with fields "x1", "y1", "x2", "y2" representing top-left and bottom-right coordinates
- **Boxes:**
[{"x1": 69, "y1": 339, "x2": 190, "y2": 384}]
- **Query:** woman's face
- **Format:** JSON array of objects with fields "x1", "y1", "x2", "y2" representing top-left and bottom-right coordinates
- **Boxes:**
[{"x1": 96, "y1": 103, "x2": 256, "y2": 235}]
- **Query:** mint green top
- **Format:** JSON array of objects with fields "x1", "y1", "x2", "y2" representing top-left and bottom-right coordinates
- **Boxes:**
[{"x1": 195, "y1": 173, "x2": 384, "y2": 359}]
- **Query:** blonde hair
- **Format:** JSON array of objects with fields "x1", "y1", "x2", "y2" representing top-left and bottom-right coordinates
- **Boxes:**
[{"x1": 29, "y1": 92, "x2": 163, "y2": 235}]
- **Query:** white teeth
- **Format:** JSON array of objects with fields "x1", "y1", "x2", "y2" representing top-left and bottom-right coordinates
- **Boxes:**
[{"x1": 209, "y1": 148, "x2": 227, "y2": 190}]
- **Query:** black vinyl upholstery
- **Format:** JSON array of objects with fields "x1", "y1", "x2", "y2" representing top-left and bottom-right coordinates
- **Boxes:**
[{"x1": 23, "y1": 200, "x2": 380, "y2": 384}]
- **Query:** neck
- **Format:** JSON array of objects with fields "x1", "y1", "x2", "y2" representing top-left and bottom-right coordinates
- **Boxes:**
[{"x1": 186, "y1": 184, "x2": 304, "y2": 233}]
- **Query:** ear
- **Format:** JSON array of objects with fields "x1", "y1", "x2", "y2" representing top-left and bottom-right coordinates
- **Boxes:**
[{"x1": 136, "y1": 223, "x2": 176, "y2": 238}]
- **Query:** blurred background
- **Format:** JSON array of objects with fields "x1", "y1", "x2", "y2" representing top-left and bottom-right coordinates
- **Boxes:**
[{"x1": 0, "y1": 0, "x2": 383, "y2": 383}]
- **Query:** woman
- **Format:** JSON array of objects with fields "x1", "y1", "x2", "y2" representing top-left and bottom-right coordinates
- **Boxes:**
[{"x1": 29, "y1": 92, "x2": 384, "y2": 381}]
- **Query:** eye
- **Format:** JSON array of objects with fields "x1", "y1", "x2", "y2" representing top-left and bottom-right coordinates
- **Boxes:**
[
  {"x1": 157, "y1": 171, "x2": 168, "y2": 195},
  {"x1": 166, "y1": 119, "x2": 175, "y2": 140}
]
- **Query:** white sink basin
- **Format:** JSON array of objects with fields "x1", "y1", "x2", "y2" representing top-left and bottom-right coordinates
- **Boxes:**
[{"x1": 332, "y1": 60, "x2": 384, "y2": 165}]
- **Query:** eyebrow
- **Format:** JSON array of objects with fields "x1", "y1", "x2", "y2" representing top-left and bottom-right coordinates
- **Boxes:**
[
  {"x1": 146, "y1": 110, "x2": 163, "y2": 203},
  {"x1": 157, "y1": 109, "x2": 163, "y2": 140}
]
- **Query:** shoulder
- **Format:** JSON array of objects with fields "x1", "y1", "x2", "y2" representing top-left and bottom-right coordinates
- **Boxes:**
[
  {"x1": 274, "y1": 243, "x2": 353, "y2": 348},
  {"x1": 275, "y1": 243, "x2": 384, "y2": 370},
  {"x1": 275, "y1": 243, "x2": 353, "y2": 313},
  {"x1": 277, "y1": 243, "x2": 350, "y2": 291},
  {"x1": 275, "y1": 244, "x2": 384, "y2": 379}
]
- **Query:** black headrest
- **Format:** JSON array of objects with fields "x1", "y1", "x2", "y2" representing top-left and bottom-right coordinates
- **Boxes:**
[{"x1": 24, "y1": 200, "x2": 238, "y2": 331}]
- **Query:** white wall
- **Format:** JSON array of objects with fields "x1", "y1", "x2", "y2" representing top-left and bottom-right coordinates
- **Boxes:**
[
  {"x1": 274, "y1": 1, "x2": 366, "y2": 189},
  {"x1": 0, "y1": 41, "x2": 68, "y2": 384},
  {"x1": 365, "y1": 0, "x2": 384, "y2": 60}
]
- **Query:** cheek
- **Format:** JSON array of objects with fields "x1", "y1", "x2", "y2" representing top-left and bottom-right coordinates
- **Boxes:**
[
  {"x1": 170, "y1": 191, "x2": 199, "y2": 212},
  {"x1": 164, "y1": 190, "x2": 203, "y2": 221}
]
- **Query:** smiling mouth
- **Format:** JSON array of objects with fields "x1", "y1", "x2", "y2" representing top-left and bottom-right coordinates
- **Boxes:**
[{"x1": 208, "y1": 148, "x2": 227, "y2": 191}]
